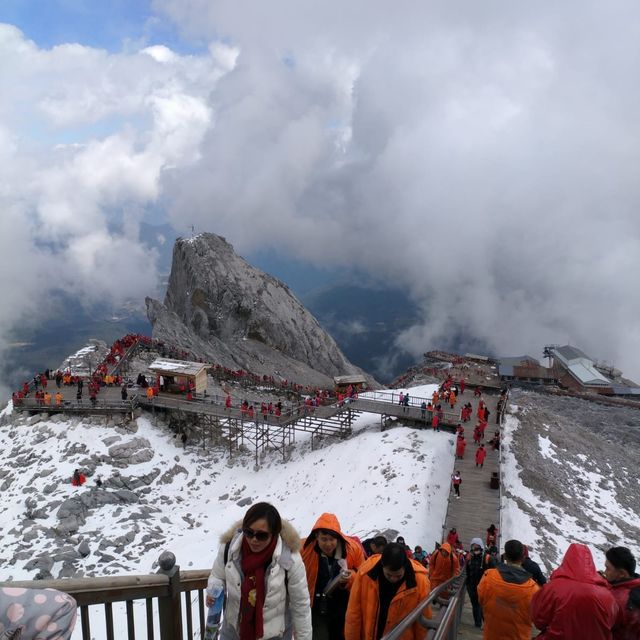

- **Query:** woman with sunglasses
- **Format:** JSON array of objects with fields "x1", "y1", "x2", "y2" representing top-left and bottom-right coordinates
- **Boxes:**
[{"x1": 206, "y1": 502, "x2": 312, "y2": 640}]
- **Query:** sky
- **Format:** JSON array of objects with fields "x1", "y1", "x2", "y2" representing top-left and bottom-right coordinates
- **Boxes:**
[{"x1": 2, "y1": 0, "x2": 640, "y2": 390}]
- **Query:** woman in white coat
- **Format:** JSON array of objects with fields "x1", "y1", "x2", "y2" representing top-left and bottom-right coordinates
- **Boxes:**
[{"x1": 206, "y1": 502, "x2": 312, "y2": 640}]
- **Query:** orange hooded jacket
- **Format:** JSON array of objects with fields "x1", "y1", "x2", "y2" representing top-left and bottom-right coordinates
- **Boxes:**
[
  {"x1": 478, "y1": 563, "x2": 539, "y2": 640},
  {"x1": 428, "y1": 543, "x2": 459, "y2": 589},
  {"x1": 344, "y1": 554, "x2": 431, "y2": 640},
  {"x1": 301, "y1": 513, "x2": 366, "y2": 602}
]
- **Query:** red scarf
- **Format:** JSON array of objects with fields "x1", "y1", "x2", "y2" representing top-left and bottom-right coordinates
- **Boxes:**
[{"x1": 239, "y1": 535, "x2": 278, "y2": 640}]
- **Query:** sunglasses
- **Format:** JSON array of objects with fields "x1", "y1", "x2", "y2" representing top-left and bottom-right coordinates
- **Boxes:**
[{"x1": 243, "y1": 527, "x2": 271, "y2": 542}]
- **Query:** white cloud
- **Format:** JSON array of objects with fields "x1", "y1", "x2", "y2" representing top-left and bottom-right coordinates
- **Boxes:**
[
  {"x1": 3, "y1": 0, "x2": 640, "y2": 391},
  {"x1": 0, "y1": 23, "x2": 233, "y2": 388},
  {"x1": 151, "y1": 0, "x2": 640, "y2": 379}
]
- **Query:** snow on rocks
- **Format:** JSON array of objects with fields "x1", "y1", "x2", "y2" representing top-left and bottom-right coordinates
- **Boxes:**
[
  {"x1": 108, "y1": 438, "x2": 155, "y2": 466},
  {"x1": 501, "y1": 388, "x2": 640, "y2": 574},
  {"x1": 0, "y1": 385, "x2": 453, "y2": 581}
]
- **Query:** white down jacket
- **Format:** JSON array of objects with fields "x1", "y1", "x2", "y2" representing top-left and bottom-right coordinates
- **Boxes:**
[{"x1": 207, "y1": 519, "x2": 312, "y2": 640}]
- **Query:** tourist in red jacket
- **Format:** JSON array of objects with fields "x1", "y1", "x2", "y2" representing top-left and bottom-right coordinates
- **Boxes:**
[
  {"x1": 446, "y1": 529, "x2": 461, "y2": 550},
  {"x1": 486, "y1": 525, "x2": 498, "y2": 549},
  {"x1": 603, "y1": 547, "x2": 640, "y2": 640},
  {"x1": 455, "y1": 436, "x2": 466, "y2": 459},
  {"x1": 475, "y1": 445, "x2": 487, "y2": 468},
  {"x1": 530, "y1": 543, "x2": 619, "y2": 639}
]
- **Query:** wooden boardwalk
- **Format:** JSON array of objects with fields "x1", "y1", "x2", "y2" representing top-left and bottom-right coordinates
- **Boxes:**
[
  {"x1": 14, "y1": 385, "x2": 465, "y2": 432},
  {"x1": 437, "y1": 391, "x2": 503, "y2": 639},
  {"x1": 442, "y1": 391, "x2": 501, "y2": 549}
]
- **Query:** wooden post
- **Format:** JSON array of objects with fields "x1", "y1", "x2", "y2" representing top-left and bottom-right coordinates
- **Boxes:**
[{"x1": 157, "y1": 552, "x2": 183, "y2": 640}]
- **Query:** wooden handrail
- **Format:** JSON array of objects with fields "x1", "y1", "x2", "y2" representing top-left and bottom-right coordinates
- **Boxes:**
[
  {"x1": 0, "y1": 574, "x2": 171, "y2": 607},
  {"x1": 0, "y1": 555, "x2": 210, "y2": 639}
]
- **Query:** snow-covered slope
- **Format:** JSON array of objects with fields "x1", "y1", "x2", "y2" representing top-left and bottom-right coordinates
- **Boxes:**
[
  {"x1": 2, "y1": 382, "x2": 639, "y2": 640},
  {"x1": 0, "y1": 384, "x2": 451, "y2": 582},
  {"x1": 500, "y1": 389, "x2": 640, "y2": 573}
]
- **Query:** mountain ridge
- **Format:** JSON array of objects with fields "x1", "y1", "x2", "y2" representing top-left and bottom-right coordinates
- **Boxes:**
[{"x1": 146, "y1": 233, "x2": 378, "y2": 388}]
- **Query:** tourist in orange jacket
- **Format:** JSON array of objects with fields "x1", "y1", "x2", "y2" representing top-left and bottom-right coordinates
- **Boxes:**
[
  {"x1": 531, "y1": 543, "x2": 619, "y2": 639},
  {"x1": 345, "y1": 543, "x2": 431, "y2": 640},
  {"x1": 301, "y1": 513, "x2": 365, "y2": 640},
  {"x1": 428, "y1": 542, "x2": 459, "y2": 590},
  {"x1": 478, "y1": 539, "x2": 539, "y2": 640}
]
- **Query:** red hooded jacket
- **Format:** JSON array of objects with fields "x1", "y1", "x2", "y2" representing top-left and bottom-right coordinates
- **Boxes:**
[{"x1": 530, "y1": 543, "x2": 620, "y2": 639}]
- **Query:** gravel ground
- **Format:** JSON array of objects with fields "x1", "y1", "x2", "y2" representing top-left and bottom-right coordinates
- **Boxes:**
[{"x1": 505, "y1": 388, "x2": 640, "y2": 572}]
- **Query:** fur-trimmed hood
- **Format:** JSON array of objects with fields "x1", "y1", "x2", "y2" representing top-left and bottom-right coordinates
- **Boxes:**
[{"x1": 220, "y1": 518, "x2": 302, "y2": 553}]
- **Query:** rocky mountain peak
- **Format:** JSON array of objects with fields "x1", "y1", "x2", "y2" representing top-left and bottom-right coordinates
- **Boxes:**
[{"x1": 146, "y1": 233, "x2": 377, "y2": 388}]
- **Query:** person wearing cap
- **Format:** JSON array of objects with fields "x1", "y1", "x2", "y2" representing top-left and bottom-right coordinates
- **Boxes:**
[
  {"x1": 301, "y1": 513, "x2": 365, "y2": 640},
  {"x1": 466, "y1": 538, "x2": 494, "y2": 628},
  {"x1": 603, "y1": 546, "x2": 640, "y2": 640},
  {"x1": 345, "y1": 542, "x2": 431, "y2": 640},
  {"x1": 530, "y1": 542, "x2": 618, "y2": 640}
]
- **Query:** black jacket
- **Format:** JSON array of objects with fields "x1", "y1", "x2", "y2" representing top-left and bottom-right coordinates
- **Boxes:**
[{"x1": 522, "y1": 557, "x2": 546, "y2": 586}]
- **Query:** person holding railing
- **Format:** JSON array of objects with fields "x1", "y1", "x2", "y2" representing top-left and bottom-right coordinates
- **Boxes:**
[
  {"x1": 344, "y1": 542, "x2": 431, "y2": 640},
  {"x1": 205, "y1": 502, "x2": 312, "y2": 640}
]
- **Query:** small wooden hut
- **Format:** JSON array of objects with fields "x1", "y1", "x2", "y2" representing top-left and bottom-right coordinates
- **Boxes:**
[{"x1": 148, "y1": 358, "x2": 209, "y2": 394}]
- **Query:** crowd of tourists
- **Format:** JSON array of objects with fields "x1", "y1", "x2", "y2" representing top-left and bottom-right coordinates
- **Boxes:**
[
  {"x1": 10, "y1": 333, "x2": 351, "y2": 412},
  {"x1": 201, "y1": 502, "x2": 639, "y2": 640},
  {"x1": 6, "y1": 349, "x2": 637, "y2": 640},
  {"x1": 2, "y1": 501, "x2": 636, "y2": 639}
]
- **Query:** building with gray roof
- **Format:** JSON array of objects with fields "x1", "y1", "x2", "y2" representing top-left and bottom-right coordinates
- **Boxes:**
[{"x1": 545, "y1": 345, "x2": 612, "y2": 391}]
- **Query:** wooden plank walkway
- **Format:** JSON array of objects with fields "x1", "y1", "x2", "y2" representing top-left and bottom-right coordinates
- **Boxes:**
[
  {"x1": 14, "y1": 386, "x2": 464, "y2": 430},
  {"x1": 438, "y1": 391, "x2": 503, "y2": 639},
  {"x1": 442, "y1": 392, "x2": 501, "y2": 549}
]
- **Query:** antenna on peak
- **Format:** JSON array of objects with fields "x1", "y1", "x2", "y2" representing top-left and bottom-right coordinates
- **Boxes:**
[{"x1": 191, "y1": 225, "x2": 195, "y2": 238}]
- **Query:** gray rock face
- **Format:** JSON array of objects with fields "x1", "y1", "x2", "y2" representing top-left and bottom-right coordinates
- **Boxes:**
[
  {"x1": 146, "y1": 233, "x2": 377, "y2": 388},
  {"x1": 56, "y1": 489, "x2": 141, "y2": 533},
  {"x1": 108, "y1": 438, "x2": 154, "y2": 466}
]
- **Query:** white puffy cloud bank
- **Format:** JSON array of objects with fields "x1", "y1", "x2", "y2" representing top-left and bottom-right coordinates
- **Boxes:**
[
  {"x1": 0, "y1": 22, "x2": 233, "y2": 382},
  {"x1": 3, "y1": 0, "x2": 640, "y2": 384}
]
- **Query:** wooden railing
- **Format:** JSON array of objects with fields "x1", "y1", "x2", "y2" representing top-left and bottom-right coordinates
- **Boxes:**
[
  {"x1": 1, "y1": 553, "x2": 469, "y2": 640},
  {"x1": 0, "y1": 552, "x2": 209, "y2": 640}
]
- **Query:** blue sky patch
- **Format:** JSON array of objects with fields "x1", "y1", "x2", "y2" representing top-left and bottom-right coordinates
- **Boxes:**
[{"x1": 0, "y1": 0, "x2": 203, "y2": 54}]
